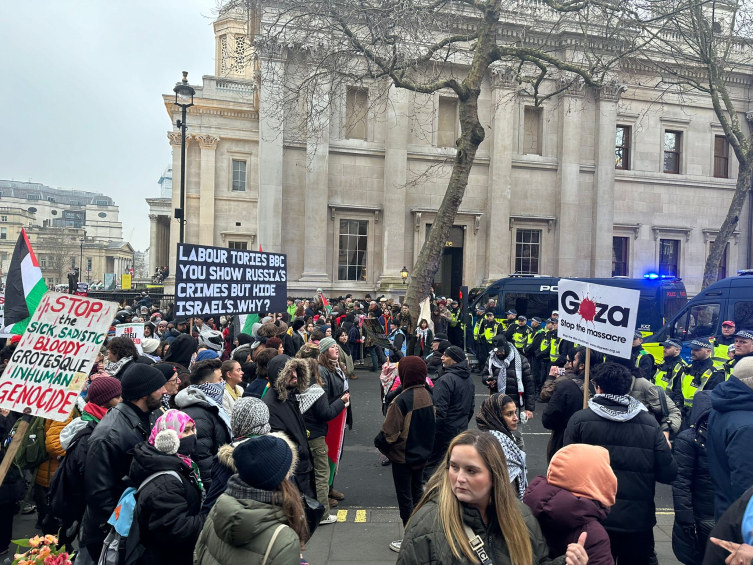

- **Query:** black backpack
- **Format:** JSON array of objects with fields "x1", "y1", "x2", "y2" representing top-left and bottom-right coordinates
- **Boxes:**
[{"x1": 47, "y1": 422, "x2": 94, "y2": 525}]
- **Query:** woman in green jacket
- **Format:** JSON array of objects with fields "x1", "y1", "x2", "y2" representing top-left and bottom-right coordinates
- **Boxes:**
[
  {"x1": 397, "y1": 430, "x2": 590, "y2": 565},
  {"x1": 195, "y1": 434, "x2": 309, "y2": 565}
]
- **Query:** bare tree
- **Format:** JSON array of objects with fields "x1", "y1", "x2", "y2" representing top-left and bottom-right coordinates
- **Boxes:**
[
  {"x1": 644, "y1": 0, "x2": 753, "y2": 289},
  {"x1": 221, "y1": 0, "x2": 685, "y2": 313}
]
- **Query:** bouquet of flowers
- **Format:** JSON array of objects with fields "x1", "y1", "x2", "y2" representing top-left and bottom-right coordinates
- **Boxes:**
[{"x1": 11, "y1": 535, "x2": 71, "y2": 565}]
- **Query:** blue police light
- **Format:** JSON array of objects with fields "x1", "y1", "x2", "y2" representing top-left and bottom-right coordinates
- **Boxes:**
[{"x1": 644, "y1": 273, "x2": 659, "y2": 280}]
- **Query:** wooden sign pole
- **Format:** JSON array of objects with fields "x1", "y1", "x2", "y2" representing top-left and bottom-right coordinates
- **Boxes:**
[
  {"x1": 0, "y1": 415, "x2": 31, "y2": 488},
  {"x1": 583, "y1": 347, "x2": 591, "y2": 409}
]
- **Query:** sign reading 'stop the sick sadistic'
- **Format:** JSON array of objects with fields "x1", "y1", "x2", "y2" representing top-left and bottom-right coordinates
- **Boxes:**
[
  {"x1": 0, "y1": 292, "x2": 117, "y2": 421},
  {"x1": 176, "y1": 243, "x2": 287, "y2": 317},
  {"x1": 557, "y1": 279, "x2": 640, "y2": 359}
]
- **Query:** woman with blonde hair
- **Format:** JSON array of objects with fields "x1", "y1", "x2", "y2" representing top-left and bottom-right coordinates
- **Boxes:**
[{"x1": 397, "y1": 430, "x2": 589, "y2": 565}]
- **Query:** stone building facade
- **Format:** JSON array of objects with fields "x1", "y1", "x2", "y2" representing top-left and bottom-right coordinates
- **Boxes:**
[{"x1": 151, "y1": 10, "x2": 753, "y2": 298}]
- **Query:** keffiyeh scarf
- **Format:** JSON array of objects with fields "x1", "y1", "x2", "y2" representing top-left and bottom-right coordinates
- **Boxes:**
[
  {"x1": 297, "y1": 384, "x2": 325, "y2": 414},
  {"x1": 195, "y1": 382, "x2": 225, "y2": 406},
  {"x1": 489, "y1": 430, "x2": 528, "y2": 500},
  {"x1": 488, "y1": 347, "x2": 524, "y2": 405},
  {"x1": 588, "y1": 393, "x2": 647, "y2": 422},
  {"x1": 105, "y1": 356, "x2": 133, "y2": 377}
]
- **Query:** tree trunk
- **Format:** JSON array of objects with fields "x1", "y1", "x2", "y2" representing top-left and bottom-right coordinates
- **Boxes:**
[
  {"x1": 404, "y1": 90, "x2": 486, "y2": 314},
  {"x1": 702, "y1": 163, "x2": 752, "y2": 289}
]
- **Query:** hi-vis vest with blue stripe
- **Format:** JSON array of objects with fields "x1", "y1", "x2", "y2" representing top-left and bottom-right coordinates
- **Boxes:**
[{"x1": 385, "y1": 329, "x2": 407, "y2": 357}]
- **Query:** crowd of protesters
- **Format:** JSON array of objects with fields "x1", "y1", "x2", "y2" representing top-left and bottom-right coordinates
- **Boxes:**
[{"x1": 0, "y1": 289, "x2": 751, "y2": 565}]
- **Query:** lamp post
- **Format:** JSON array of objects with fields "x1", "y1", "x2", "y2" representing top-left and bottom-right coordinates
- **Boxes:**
[
  {"x1": 173, "y1": 71, "x2": 195, "y2": 244},
  {"x1": 80, "y1": 229, "x2": 86, "y2": 283},
  {"x1": 400, "y1": 266, "x2": 409, "y2": 284}
]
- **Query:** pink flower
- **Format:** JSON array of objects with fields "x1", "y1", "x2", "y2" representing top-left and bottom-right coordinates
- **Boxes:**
[{"x1": 44, "y1": 553, "x2": 71, "y2": 565}]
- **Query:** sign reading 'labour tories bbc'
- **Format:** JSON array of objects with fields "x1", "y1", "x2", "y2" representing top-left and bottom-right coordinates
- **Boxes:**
[
  {"x1": 176, "y1": 243, "x2": 287, "y2": 316},
  {"x1": 557, "y1": 279, "x2": 640, "y2": 360}
]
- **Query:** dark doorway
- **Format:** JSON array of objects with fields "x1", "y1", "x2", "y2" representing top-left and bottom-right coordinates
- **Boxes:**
[{"x1": 428, "y1": 225, "x2": 464, "y2": 300}]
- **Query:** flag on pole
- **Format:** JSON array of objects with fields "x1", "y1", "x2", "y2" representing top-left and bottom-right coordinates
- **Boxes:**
[
  {"x1": 4, "y1": 229, "x2": 47, "y2": 335},
  {"x1": 325, "y1": 410, "x2": 347, "y2": 486},
  {"x1": 321, "y1": 293, "x2": 332, "y2": 316}
]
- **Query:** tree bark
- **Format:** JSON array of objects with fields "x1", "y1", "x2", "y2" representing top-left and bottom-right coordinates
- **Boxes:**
[{"x1": 702, "y1": 163, "x2": 753, "y2": 289}]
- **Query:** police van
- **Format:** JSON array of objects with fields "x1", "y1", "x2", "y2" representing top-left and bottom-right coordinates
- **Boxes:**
[
  {"x1": 469, "y1": 275, "x2": 687, "y2": 335},
  {"x1": 643, "y1": 271, "x2": 753, "y2": 362}
]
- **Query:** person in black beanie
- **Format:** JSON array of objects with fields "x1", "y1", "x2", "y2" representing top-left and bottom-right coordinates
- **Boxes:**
[
  {"x1": 290, "y1": 319, "x2": 306, "y2": 354},
  {"x1": 79, "y1": 363, "x2": 167, "y2": 561}
]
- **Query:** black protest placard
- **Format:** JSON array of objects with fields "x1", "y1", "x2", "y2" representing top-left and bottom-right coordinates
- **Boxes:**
[
  {"x1": 362, "y1": 318, "x2": 391, "y2": 349},
  {"x1": 176, "y1": 243, "x2": 287, "y2": 317}
]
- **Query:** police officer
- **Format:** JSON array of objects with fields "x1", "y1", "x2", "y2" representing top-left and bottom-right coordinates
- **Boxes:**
[
  {"x1": 547, "y1": 318, "x2": 571, "y2": 366},
  {"x1": 631, "y1": 332, "x2": 656, "y2": 380},
  {"x1": 536, "y1": 318, "x2": 554, "y2": 388},
  {"x1": 711, "y1": 320, "x2": 736, "y2": 367},
  {"x1": 500, "y1": 309, "x2": 517, "y2": 331},
  {"x1": 654, "y1": 338, "x2": 688, "y2": 407},
  {"x1": 679, "y1": 339, "x2": 724, "y2": 416},
  {"x1": 447, "y1": 299, "x2": 463, "y2": 347},
  {"x1": 525, "y1": 317, "x2": 546, "y2": 394},
  {"x1": 476, "y1": 309, "x2": 500, "y2": 370},
  {"x1": 724, "y1": 328, "x2": 753, "y2": 378},
  {"x1": 506, "y1": 315, "x2": 532, "y2": 353},
  {"x1": 385, "y1": 319, "x2": 407, "y2": 358}
]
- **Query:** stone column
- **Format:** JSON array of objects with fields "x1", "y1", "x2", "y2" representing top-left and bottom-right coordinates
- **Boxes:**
[
  {"x1": 300, "y1": 81, "x2": 331, "y2": 282},
  {"x1": 148, "y1": 214, "x2": 158, "y2": 275},
  {"x1": 379, "y1": 86, "x2": 410, "y2": 286},
  {"x1": 196, "y1": 135, "x2": 220, "y2": 246},
  {"x1": 165, "y1": 131, "x2": 188, "y2": 293},
  {"x1": 591, "y1": 82, "x2": 626, "y2": 277},
  {"x1": 484, "y1": 66, "x2": 517, "y2": 284},
  {"x1": 257, "y1": 46, "x2": 285, "y2": 253},
  {"x1": 555, "y1": 78, "x2": 585, "y2": 277}
]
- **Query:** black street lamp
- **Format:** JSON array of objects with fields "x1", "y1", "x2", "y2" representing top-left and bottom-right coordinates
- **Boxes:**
[
  {"x1": 173, "y1": 71, "x2": 195, "y2": 244},
  {"x1": 400, "y1": 266, "x2": 409, "y2": 284}
]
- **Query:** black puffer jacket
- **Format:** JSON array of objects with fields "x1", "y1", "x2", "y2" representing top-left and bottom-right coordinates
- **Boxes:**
[
  {"x1": 702, "y1": 486, "x2": 753, "y2": 565},
  {"x1": 129, "y1": 442, "x2": 204, "y2": 565},
  {"x1": 482, "y1": 346, "x2": 536, "y2": 411},
  {"x1": 81, "y1": 402, "x2": 152, "y2": 547},
  {"x1": 263, "y1": 355, "x2": 313, "y2": 475},
  {"x1": 541, "y1": 374, "x2": 592, "y2": 461},
  {"x1": 564, "y1": 395, "x2": 677, "y2": 533},
  {"x1": 672, "y1": 391, "x2": 714, "y2": 565},
  {"x1": 433, "y1": 360, "x2": 475, "y2": 441},
  {"x1": 174, "y1": 387, "x2": 231, "y2": 492}
]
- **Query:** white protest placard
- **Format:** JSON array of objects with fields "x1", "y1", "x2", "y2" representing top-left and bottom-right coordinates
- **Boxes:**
[
  {"x1": 557, "y1": 279, "x2": 640, "y2": 359},
  {"x1": 0, "y1": 295, "x2": 13, "y2": 337},
  {"x1": 0, "y1": 292, "x2": 118, "y2": 421},
  {"x1": 115, "y1": 323, "x2": 144, "y2": 354}
]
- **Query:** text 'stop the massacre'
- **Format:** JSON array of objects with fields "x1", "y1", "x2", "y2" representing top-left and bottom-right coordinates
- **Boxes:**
[{"x1": 176, "y1": 243, "x2": 288, "y2": 316}]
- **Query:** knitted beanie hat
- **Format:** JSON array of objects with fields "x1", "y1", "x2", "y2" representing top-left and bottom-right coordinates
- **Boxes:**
[
  {"x1": 231, "y1": 397, "x2": 271, "y2": 438},
  {"x1": 120, "y1": 364, "x2": 168, "y2": 401},
  {"x1": 398, "y1": 356, "x2": 428, "y2": 388},
  {"x1": 318, "y1": 337, "x2": 336, "y2": 353},
  {"x1": 196, "y1": 349, "x2": 220, "y2": 362},
  {"x1": 141, "y1": 338, "x2": 160, "y2": 354},
  {"x1": 87, "y1": 376, "x2": 122, "y2": 406},
  {"x1": 234, "y1": 435, "x2": 293, "y2": 490},
  {"x1": 444, "y1": 346, "x2": 466, "y2": 363}
]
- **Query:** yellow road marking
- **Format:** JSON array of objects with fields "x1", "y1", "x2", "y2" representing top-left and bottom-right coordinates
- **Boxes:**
[
  {"x1": 355, "y1": 509, "x2": 367, "y2": 523},
  {"x1": 337, "y1": 510, "x2": 348, "y2": 522}
]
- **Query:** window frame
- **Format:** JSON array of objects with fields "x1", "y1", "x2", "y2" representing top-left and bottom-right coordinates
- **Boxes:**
[
  {"x1": 615, "y1": 125, "x2": 631, "y2": 170},
  {"x1": 714, "y1": 135, "x2": 729, "y2": 178},
  {"x1": 331, "y1": 211, "x2": 375, "y2": 285},
  {"x1": 663, "y1": 130, "x2": 682, "y2": 174},
  {"x1": 514, "y1": 228, "x2": 542, "y2": 275},
  {"x1": 0, "y1": 227, "x2": 6, "y2": 240},
  {"x1": 231, "y1": 159, "x2": 247, "y2": 192},
  {"x1": 337, "y1": 219, "x2": 369, "y2": 282},
  {"x1": 228, "y1": 240, "x2": 248, "y2": 250},
  {"x1": 612, "y1": 236, "x2": 630, "y2": 276},
  {"x1": 658, "y1": 238, "x2": 681, "y2": 277}
]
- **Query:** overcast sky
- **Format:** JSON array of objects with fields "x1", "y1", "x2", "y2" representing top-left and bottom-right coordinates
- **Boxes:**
[{"x1": 0, "y1": 0, "x2": 217, "y2": 251}]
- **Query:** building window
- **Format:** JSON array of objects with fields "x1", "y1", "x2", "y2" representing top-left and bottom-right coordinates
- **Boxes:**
[
  {"x1": 714, "y1": 136, "x2": 729, "y2": 178},
  {"x1": 47, "y1": 278, "x2": 54, "y2": 286},
  {"x1": 0, "y1": 216, "x2": 6, "y2": 223},
  {"x1": 664, "y1": 131, "x2": 681, "y2": 174},
  {"x1": 26, "y1": 194, "x2": 40, "y2": 201},
  {"x1": 612, "y1": 236, "x2": 629, "y2": 276},
  {"x1": 232, "y1": 160, "x2": 247, "y2": 192},
  {"x1": 47, "y1": 197, "x2": 55, "y2": 202},
  {"x1": 710, "y1": 241, "x2": 729, "y2": 281},
  {"x1": 522, "y1": 107, "x2": 542, "y2": 155},
  {"x1": 228, "y1": 241, "x2": 248, "y2": 250},
  {"x1": 615, "y1": 126, "x2": 630, "y2": 170},
  {"x1": 95, "y1": 199, "x2": 109, "y2": 206},
  {"x1": 659, "y1": 239, "x2": 680, "y2": 277},
  {"x1": 515, "y1": 229, "x2": 541, "y2": 274},
  {"x1": 40, "y1": 257, "x2": 47, "y2": 268},
  {"x1": 0, "y1": 228, "x2": 6, "y2": 240},
  {"x1": 87, "y1": 257, "x2": 92, "y2": 272},
  {"x1": 437, "y1": 97, "x2": 458, "y2": 148},
  {"x1": 345, "y1": 87, "x2": 368, "y2": 140},
  {"x1": 338, "y1": 219, "x2": 368, "y2": 281}
]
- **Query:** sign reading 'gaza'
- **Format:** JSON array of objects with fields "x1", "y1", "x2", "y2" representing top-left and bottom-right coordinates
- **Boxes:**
[
  {"x1": 556, "y1": 279, "x2": 640, "y2": 360},
  {"x1": 175, "y1": 243, "x2": 287, "y2": 316}
]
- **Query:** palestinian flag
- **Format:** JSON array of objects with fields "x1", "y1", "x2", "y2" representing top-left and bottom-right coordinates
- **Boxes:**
[
  {"x1": 321, "y1": 293, "x2": 332, "y2": 316},
  {"x1": 325, "y1": 409, "x2": 347, "y2": 486},
  {"x1": 240, "y1": 314, "x2": 259, "y2": 334},
  {"x1": 5, "y1": 229, "x2": 47, "y2": 335}
]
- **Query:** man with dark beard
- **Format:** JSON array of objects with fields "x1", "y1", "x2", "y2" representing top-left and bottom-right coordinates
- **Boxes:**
[{"x1": 80, "y1": 364, "x2": 167, "y2": 561}]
